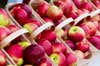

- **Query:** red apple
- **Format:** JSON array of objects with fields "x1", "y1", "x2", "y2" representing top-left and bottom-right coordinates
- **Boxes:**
[
  {"x1": 37, "y1": 57, "x2": 52, "y2": 66},
  {"x1": 23, "y1": 22, "x2": 38, "y2": 33},
  {"x1": 23, "y1": 44, "x2": 45, "y2": 64},
  {"x1": 52, "y1": 42, "x2": 66, "y2": 54},
  {"x1": 37, "y1": 39, "x2": 53, "y2": 55},
  {"x1": 72, "y1": 0, "x2": 87, "y2": 9},
  {"x1": 6, "y1": 44, "x2": 23, "y2": 66},
  {"x1": 0, "y1": 50, "x2": 6, "y2": 66},
  {"x1": 43, "y1": 17, "x2": 53, "y2": 23},
  {"x1": 88, "y1": 36, "x2": 100, "y2": 50},
  {"x1": 0, "y1": 25, "x2": 11, "y2": 41},
  {"x1": 65, "y1": 11, "x2": 78, "y2": 19},
  {"x1": 0, "y1": 8, "x2": 10, "y2": 26},
  {"x1": 40, "y1": 29, "x2": 56, "y2": 42},
  {"x1": 74, "y1": 50, "x2": 85, "y2": 59},
  {"x1": 66, "y1": 40, "x2": 76, "y2": 50},
  {"x1": 36, "y1": 1, "x2": 49, "y2": 17},
  {"x1": 50, "y1": 52, "x2": 67, "y2": 66},
  {"x1": 76, "y1": 39, "x2": 89, "y2": 52},
  {"x1": 80, "y1": 22, "x2": 97, "y2": 37},
  {"x1": 24, "y1": 18, "x2": 41, "y2": 26},
  {"x1": 66, "y1": 53, "x2": 77, "y2": 66},
  {"x1": 14, "y1": 8, "x2": 29, "y2": 25},
  {"x1": 46, "y1": 5, "x2": 63, "y2": 21},
  {"x1": 7, "y1": 24, "x2": 19, "y2": 33},
  {"x1": 81, "y1": 2, "x2": 93, "y2": 12},
  {"x1": 68, "y1": 26, "x2": 85, "y2": 42},
  {"x1": 11, "y1": 4, "x2": 32, "y2": 17}
]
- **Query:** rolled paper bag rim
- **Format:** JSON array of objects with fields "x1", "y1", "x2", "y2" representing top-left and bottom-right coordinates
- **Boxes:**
[
  {"x1": 74, "y1": 13, "x2": 90, "y2": 25},
  {"x1": 55, "y1": 18, "x2": 74, "y2": 31},
  {"x1": 90, "y1": 9, "x2": 100, "y2": 17},
  {"x1": 31, "y1": 22, "x2": 54, "y2": 38},
  {"x1": 0, "y1": 29, "x2": 29, "y2": 48}
]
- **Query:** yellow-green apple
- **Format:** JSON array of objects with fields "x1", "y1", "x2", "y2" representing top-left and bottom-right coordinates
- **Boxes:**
[
  {"x1": 0, "y1": 8, "x2": 9, "y2": 26},
  {"x1": 46, "y1": 5, "x2": 63, "y2": 21},
  {"x1": 66, "y1": 40, "x2": 76, "y2": 50},
  {"x1": 40, "y1": 29, "x2": 56, "y2": 42},
  {"x1": 68, "y1": 26, "x2": 85, "y2": 42},
  {"x1": 6, "y1": 44, "x2": 23, "y2": 66},
  {"x1": 52, "y1": 42, "x2": 66, "y2": 54},
  {"x1": 23, "y1": 44, "x2": 45, "y2": 64},
  {"x1": 18, "y1": 41, "x2": 31, "y2": 49},
  {"x1": 23, "y1": 22, "x2": 38, "y2": 33},
  {"x1": 76, "y1": 39, "x2": 89, "y2": 52},
  {"x1": 37, "y1": 39, "x2": 53, "y2": 55},
  {"x1": 0, "y1": 25, "x2": 11, "y2": 41},
  {"x1": 7, "y1": 24, "x2": 19, "y2": 33},
  {"x1": 0, "y1": 50, "x2": 6, "y2": 66},
  {"x1": 50, "y1": 52, "x2": 67, "y2": 66},
  {"x1": 74, "y1": 50, "x2": 85, "y2": 59},
  {"x1": 80, "y1": 22, "x2": 97, "y2": 38},
  {"x1": 65, "y1": 53, "x2": 77, "y2": 66},
  {"x1": 36, "y1": 1, "x2": 49, "y2": 17}
]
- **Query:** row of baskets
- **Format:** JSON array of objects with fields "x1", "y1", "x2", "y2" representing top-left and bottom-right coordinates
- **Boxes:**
[{"x1": 0, "y1": 0, "x2": 100, "y2": 66}]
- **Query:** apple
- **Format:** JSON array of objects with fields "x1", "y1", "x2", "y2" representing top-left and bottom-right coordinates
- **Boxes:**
[
  {"x1": 36, "y1": 1, "x2": 49, "y2": 17},
  {"x1": 74, "y1": 50, "x2": 85, "y2": 59},
  {"x1": 11, "y1": 4, "x2": 32, "y2": 17},
  {"x1": 81, "y1": 2, "x2": 93, "y2": 12},
  {"x1": 65, "y1": 11, "x2": 78, "y2": 19},
  {"x1": 0, "y1": 50, "x2": 6, "y2": 66},
  {"x1": 91, "y1": 0, "x2": 100, "y2": 8},
  {"x1": 23, "y1": 22, "x2": 38, "y2": 33},
  {"x1": 23, "y1": 18, "x2": 41, "y2": 26},
  {"x1": 37, "y1": 57, "x2": 52, "y2": 66},
  {"x1": 88, "y1": 36, "x2": 100, "y2": 50},
  {"x1": 54, "y1": 0, "x2": 73, "y2": 16},
  {"x1": 43, "y1": 17, "x2": 53, "y2": 23},
  {"x1": 23, "y1": 44, "x2": 45, "y2": 64},
  {"x1": 66, "y1": 53, "x2": 77, "y2": 66},
  {"x1": 76, "y1": 39, "x2": 89, "y2": 52},
  {"x1": 18, "y1": 41, "x2": 31, "y2": 49},
  {"x1": 6, "y1": 44, "x2": 23, "y2": 66},
  {"x1": 14, "y1": 8, "x2": 29, "y2": 25},
  {"x1": 40, "y1": 29, "x2": 56, "y2": 42},
  {"x1": 50, "y1": 52, "x2": 67, "y2": 66},
  {"x1": 7, "y1": 24, "x2": 19, "y2": 33},
  {"x1": 56, "y1": 29, "x2": 65, "y2": 38},
  {"x1": 72, "y1": 0, "x2": 87, "y2": 9},
  {"x1": 0, "y1": 25, "x2": 11, "y2": 41},
  {"x1": 80, "y1": 22, "x2": 97, "y2": 38},
  {"x1": 37, "y1": 39, "x2": 53, "y2": 55},
  {"x1": 0, "y1": 8, "x2": 9, "y2": 26},
  {"x1": 46, "y1": 5, "x2": 63, "y2": 21},
  {"x1": 68, "y1": 26, "x2": 85, "y2": 42},
  {"x1": 52, "y1": 42, "x2": 66, "y2": 54},
  {"x1": 66, "y1": 40, "x2": 76, "y2": 50}
]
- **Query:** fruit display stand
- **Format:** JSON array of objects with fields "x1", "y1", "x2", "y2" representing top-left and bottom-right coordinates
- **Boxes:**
[
  {"x1": 0, "y1": 8, "x2": 31, "y2": 66},
  {"x1": 5, "y1": 2, "x2": 80, "y2": 66},
  {"x1": 28, "y1": 0, "x2": 100, "y2": 66},
  {"x1": 5, "y1": 2, "x2": 58, "y2": 66}
]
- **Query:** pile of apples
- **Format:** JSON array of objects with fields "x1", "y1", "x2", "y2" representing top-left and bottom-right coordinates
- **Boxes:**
[{"x1": 9, "y1": 3, "x2": 77, "y2": 66}]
